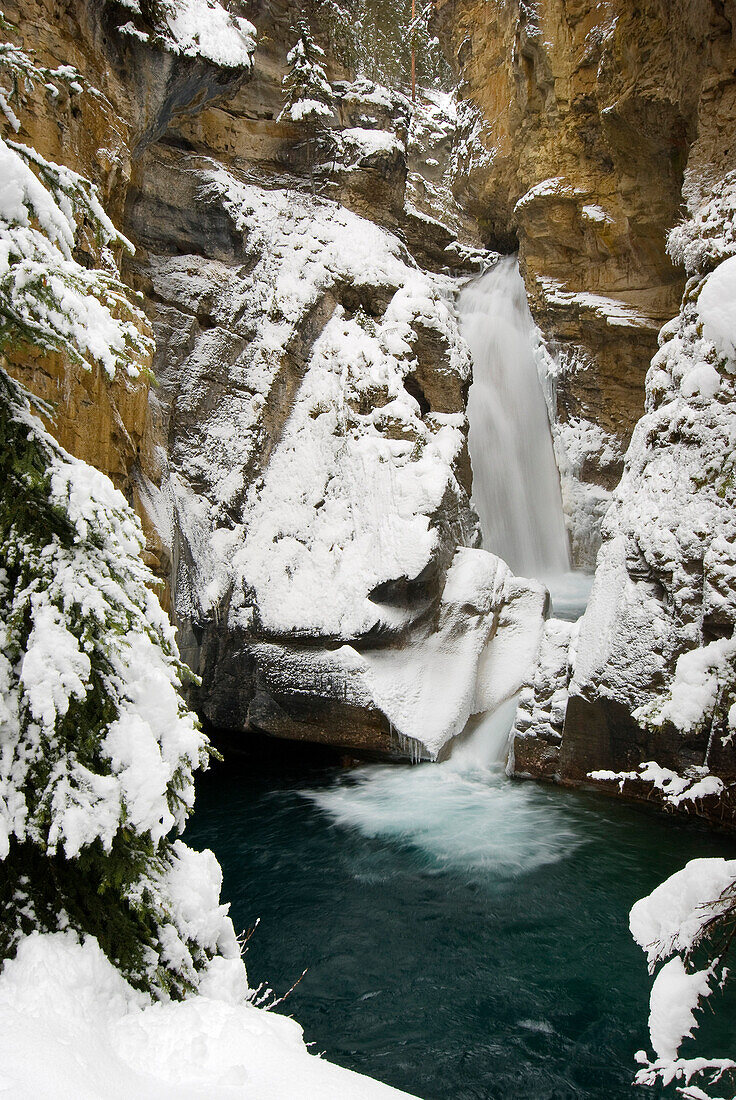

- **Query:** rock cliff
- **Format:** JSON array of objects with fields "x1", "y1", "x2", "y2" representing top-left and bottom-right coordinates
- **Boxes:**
[
  {"x1": 434, "y1": 0, "x2": 736, "y2": 567},
  {"x1": 3, "y1": 0, "x2": 547, "y2": 761},
  {"x1": 9, "y1": 0, "x2": 736, "y2": 802},
  {"x1": 437, "y1": 0, "x2": 736, "y2": 821}
]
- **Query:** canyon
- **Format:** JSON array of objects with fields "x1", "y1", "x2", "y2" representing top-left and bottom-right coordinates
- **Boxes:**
[{"x1": 3, "y1": 0, "x2": 736, "y2": 827}]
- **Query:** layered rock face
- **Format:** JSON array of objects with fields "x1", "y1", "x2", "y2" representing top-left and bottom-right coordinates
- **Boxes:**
[
  {"x1": 5, "y1": 0, "x2": 549, "y2": 761},
  {"x1": 434, "y1": 0, "x2": 736, "y2": 566},
  {"x1": 438, "y1": 1, "x2": 736, "y2": 821},
  {"x1": 560, "y1": 173, "x2": 736, "y2": 820},
  {"x1": 121, "y1": 18, "x2": 545, "y2": 761}
]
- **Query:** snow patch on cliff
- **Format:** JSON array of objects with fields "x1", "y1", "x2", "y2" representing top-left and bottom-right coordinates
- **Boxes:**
[
  {"x1": 146, "y1": 163, "x2": 472, "y2": 642},
  {"x1": 118, "y1": 0, "x2": 256, "y2": 68}
]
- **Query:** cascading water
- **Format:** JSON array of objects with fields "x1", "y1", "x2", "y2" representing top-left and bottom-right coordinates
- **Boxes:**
[{"x1": 459, "y1": 256, "x2": 570, "y2": 579}]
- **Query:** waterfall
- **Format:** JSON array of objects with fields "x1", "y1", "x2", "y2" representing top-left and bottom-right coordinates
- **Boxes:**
[
  {"x1": 445, "y1": 694, "x2": 520, "y2": 771},
  {"x1": 459, "y1": 256, "x2": 570, "y2": 579}
]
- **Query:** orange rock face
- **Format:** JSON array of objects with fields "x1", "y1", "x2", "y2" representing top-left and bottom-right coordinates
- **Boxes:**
[{"x1": 434, "y1": 0, "x2": 736, "y2": 562}]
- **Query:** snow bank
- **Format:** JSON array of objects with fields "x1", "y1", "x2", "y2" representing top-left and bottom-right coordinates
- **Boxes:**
[
  {"x1": 0, "y1": 932, "x2": 413, "y2": 1099},
  {"x1": 534, "y1": 275, "x2": 655, "y2": 329}
]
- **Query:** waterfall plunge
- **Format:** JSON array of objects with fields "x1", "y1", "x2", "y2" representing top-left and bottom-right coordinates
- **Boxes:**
[{"x1": 459, "y1": 257, "x2": 570, "y2": 579}]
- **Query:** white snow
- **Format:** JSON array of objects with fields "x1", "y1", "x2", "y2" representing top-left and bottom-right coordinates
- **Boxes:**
[
  {"x1": 630, "y1": 858, "x2": 736, "y2": 1094},
  {"x1": 513, "y1": 176, "x2": 584, "y2": 213},
  {"x1": 146, "y1": 164, "x2": 472, "y2": 644},
  {"x1": 631, "y1": 857, "x2": 736, "y2": 968},
  {"x1": 509, "y1": 616, "x2": 577, "y2": 769},
  {"x1": 590, "y1": 761, "x2": 726, "y2": 808},
  {"x1": 158, "y1": 0, "x2": 256, "y2": 68},
  {"x1": 0, "y1": 931, "x2": 413, "y2": 1099},
  {"x1": 341, "y1": 127, "x2": 404, "y2": 160},
  {"x1": 697, "y1": 255, "x2": 736, "y2": 362},
  {"x1": 359, "y1": 549, "x2": 546, "y2": 758},
  {"x1": 581, "y1": 204, "x2": 613, "y2": 225},
  {"x1": 131, "y1": 156, "x2": 554, "y2": 758},
  {"x1": 681, "y1": 362, "x2": 721, "y2": 399},
  {"x1": 637, "y1": 638, "x2": 736, "y2": 734},
  {"x1": 647, "y1": 957, "x2": 713, "y2": 1062},
  {"x1": 535, "y1": 275, "x2": 655, "y2": 329},
  {"x1": 286, "y1": 98, "x2": 332, "y2": 121},
  {"x1": 571, "y1": 169, "x2": 736, "y2": 769},
  {"x1": 0, "y1": 135, "x2": 150, "y2": 378}
]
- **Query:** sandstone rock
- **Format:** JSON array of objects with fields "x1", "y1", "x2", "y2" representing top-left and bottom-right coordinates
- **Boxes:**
[
  {"x1": 434, "y1": 0, "x2": 736, "y2": 564},
  {"x1": 558, "y1": 168, "x2": 736, "y2": 822}
]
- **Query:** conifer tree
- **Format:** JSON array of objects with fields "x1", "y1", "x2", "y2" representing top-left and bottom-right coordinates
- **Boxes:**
[
  {"x1": 0, "y1": 16, "x2": 240, "y2": 998},
  {"x1": 279, "y1": 20, "x2": 335, "y2": 189}
]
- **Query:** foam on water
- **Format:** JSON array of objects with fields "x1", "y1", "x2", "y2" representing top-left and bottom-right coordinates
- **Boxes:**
[{"x1": 306, "y1": 697, "x2": 581, "y2": 879}]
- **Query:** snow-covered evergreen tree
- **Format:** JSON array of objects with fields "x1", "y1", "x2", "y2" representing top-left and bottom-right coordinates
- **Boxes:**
[
  {"x1": 280, "y1": 20, "x2": 334, "y2": 125},
  {"x1": 280, "y1": 21, "x2": 335, "y2": 188},
  {"x1": 0, "y1": 18, "x2": 241, "y2": 999},
  {"x1": 631, "y1": 860, "x2": 736, "y2": 1098}
]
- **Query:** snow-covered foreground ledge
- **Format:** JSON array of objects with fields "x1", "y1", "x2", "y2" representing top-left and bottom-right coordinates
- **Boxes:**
[{"x1": 0, "y1": 932, "x2": 415, "y2": 1100}]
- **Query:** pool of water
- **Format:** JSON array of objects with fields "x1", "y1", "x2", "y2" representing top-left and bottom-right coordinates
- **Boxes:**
[{"x1": 186, "y1": 740, "x2": 736, "y2": 1099}]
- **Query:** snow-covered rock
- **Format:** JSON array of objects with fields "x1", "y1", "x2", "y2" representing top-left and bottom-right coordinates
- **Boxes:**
[
  {"x1": 560, "y1": 171, "x2": 736, "y2": 812},
  {"x1": 116, "y1": 0, "x2": 256, "y2": 69},
  {"x1": 125, "y1": 142, "x2": 544, "y2": 761},
  {"x1": 509, "y1": 618, "x2": 577, "y2": 779}
]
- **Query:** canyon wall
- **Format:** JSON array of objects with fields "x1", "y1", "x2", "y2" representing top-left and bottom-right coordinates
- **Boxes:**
[
  {"x1": 437, "y1": 0, "x2": 736, "y2": 820},
  {"x1": 8, "y1": 0, "x2": 736, "y2": 811},
  {"x1": 4, "y1": 0, "x2": 549, "y2": 762},
  {"x1": 435, "y1": 0, "x2": 735, "y2": 567}
]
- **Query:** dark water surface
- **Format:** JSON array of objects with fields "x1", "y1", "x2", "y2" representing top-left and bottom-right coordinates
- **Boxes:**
[{"x1": 186, "y1": 739, "x2": 736, "y2": 1099}]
